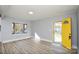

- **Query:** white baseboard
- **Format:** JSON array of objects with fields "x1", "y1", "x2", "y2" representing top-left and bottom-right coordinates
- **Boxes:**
[
  {"x1": 2, "y1": 36, "x2": 52, "y2": 44},
  {"x1": 72, "y1": 45, "x2": 77, "y2": 49},
  {"x1": 31, "y1": 37, "x2": 52, "y2": 43},
  {"x1": 2, "y1": 36, "x2": 32, "y2": 43},
  {"x1": 40, "y1": 39, "x2": 52, "y2": 43}
]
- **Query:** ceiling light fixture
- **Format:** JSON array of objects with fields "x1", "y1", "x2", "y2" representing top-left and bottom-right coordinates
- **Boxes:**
[{"x1": 28, "y1": 11, "x2": 34, "y2": 15}]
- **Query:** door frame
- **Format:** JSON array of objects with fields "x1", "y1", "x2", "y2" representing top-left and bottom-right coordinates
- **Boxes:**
[
  {"x1": 52, "y1": 17, "x2": 73, "y2": 49},
  {"x1": 53, "y1": 20, "x2": 62, "y2": 44}
]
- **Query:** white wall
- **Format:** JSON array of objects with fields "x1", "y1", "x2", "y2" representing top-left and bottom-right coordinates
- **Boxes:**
[
  {"x1": 1, "y1": 17, "x2": 31, "y2": 43},
  {"x1": 0, "y1": 17, "x2": 1, "y2": 42},
  {"x1": 31, "y1": 11, "x2": 78, "y2": 48}
]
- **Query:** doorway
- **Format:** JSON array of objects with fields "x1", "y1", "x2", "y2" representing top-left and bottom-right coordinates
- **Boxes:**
[
  {"x1": 53, "y1": 21, "x2": 62, "y2": 44},
  {"x1": 53, "y1": 17, "x2": 72, "y2": 49}
]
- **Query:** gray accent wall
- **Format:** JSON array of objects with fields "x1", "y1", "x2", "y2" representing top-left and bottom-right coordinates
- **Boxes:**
[
  {"x1": 31, "y1": 18, "x2": 54, "y2": 42},
  {"x1": 31, "y1": 12, "x2": 78, "y2": 48},
  {"x1": 77, "y1": 8, "x2": 79, "y2": 53}
]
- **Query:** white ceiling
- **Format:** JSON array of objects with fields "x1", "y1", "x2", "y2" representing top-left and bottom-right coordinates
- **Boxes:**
[{"x1": 0, "y1": 5, "x2": 79, "y2": 20}]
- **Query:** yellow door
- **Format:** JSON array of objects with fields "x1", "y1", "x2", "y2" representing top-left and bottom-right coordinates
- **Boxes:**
[{"x1": 62, "y1": 17, "x2": 72, "y2": 49}]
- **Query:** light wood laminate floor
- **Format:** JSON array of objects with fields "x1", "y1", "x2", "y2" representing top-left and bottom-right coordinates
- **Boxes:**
[
  {"x1": 0, "y1": 42, "x2": 3, "y2": 54},
  {"x1": 2, "y1": 38, "x2": 77, "y2": 54}
]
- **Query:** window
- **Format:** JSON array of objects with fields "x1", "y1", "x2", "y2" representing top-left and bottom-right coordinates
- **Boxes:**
[
  {"x1": 23, "y1": 24, "x2": 27, "y2": 33},
  {"x1": 12, "y1": 23, "x2": 27, "y2": 34}
]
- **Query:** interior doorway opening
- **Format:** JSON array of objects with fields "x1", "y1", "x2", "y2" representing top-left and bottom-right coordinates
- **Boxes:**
[{"x1": 53, "y1": 21, "x2": 62, "y2": 44}]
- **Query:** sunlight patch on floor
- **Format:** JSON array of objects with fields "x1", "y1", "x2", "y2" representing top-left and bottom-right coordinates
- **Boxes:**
[{"x1": 34, "y1": 32, "x2": 41, "y2": 43}]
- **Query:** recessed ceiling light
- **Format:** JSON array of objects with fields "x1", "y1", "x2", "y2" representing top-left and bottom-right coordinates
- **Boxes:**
[{"x1": 28, "y1": 11, "x2": 34, "y2": 15}]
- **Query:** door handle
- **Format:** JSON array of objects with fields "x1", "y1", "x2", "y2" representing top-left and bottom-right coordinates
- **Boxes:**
[{"x1": 69, "y1": 33, "x2": 71, "y2": 39}]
